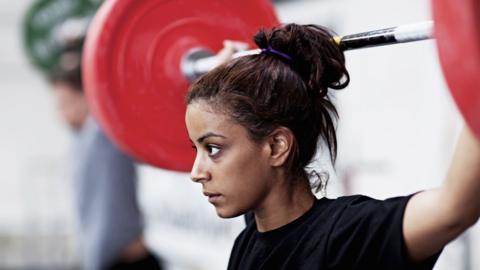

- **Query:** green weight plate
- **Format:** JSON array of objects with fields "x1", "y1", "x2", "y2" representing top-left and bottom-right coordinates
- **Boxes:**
[{"x1": 22, "y1": 0, "x2": 102, "y2": 73}]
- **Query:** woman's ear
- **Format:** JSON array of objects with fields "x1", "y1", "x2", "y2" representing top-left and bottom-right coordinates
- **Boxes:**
[{"x1": 266, "y1": 127, "x2": 294, "y2": 167}]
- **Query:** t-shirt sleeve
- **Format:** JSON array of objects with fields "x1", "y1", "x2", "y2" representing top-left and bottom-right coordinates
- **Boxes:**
[{"x1": 325, "y1": 195, "x2": 441, "y2": 270}]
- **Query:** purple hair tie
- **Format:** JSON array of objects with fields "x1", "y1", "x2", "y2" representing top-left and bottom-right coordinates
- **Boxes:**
[{"x1": 260, "y1": 46, "x2": 293, "y2": 62}]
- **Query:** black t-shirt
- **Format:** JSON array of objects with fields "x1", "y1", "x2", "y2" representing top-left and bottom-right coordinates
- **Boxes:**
[{"x1": 228, "y1": 195, "x2": 441, "y2": 270}]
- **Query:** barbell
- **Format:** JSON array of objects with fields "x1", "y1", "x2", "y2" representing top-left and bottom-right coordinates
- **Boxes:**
[
  {"x1": 82, "y1": 0, "x2": 480, "y2": 172},
  {"x1": 182, "y1": 21, "x2": 434, "y2": 80}
]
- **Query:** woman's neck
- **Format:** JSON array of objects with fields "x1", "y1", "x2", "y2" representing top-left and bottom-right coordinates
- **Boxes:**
[{"x1": 254, "y1": 177, "x2": 315, "y2": 232}]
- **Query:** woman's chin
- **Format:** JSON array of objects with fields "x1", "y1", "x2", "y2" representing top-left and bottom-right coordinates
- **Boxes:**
[{"x1": 215, "y1": 207, "x2": 243, "y2": 219}]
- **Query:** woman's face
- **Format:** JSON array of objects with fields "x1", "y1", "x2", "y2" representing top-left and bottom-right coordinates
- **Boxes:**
[
  {"x1": 185, "y1": 101, "x2": 274, "y2": 218},
  {"x1": 52, "y1": 82, "x2": 88, "y2": 131}
]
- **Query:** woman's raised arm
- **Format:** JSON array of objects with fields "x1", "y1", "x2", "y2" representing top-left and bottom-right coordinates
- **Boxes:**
[{"x1": 403, "y1": 124, "x2": 480, "y2": 261}]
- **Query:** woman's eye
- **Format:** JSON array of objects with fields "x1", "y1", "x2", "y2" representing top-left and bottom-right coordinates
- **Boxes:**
[{"x1": 206, "y1": 145, "x2": 221, "y2": 157}]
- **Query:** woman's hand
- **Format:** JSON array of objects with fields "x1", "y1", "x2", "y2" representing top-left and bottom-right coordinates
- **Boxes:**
[{"x1": 215, "y1": 40, "x2": 249, "y2": 66}]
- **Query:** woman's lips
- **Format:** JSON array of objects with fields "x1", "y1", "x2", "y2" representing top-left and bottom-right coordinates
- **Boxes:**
[{"x1": 203, "y1": 191, "x2": 222, "y2": 203}]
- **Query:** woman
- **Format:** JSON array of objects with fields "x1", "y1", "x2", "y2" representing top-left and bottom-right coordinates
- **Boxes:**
[{"x1": 185, "y1": 23, "x2": 480, "y2": 269}]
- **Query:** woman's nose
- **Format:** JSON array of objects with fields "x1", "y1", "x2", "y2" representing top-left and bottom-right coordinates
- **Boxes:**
[{"x1": 190, "y1": 155, "x2": 210, "y2": 183}]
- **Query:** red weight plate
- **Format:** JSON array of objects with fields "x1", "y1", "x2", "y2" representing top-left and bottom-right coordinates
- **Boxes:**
[
  {"x1": 433, "y1": 0, "x2": 480, "y2": 138},
  {"x1": 83, "y1": 0, "x2": 279, "y2": 171}
]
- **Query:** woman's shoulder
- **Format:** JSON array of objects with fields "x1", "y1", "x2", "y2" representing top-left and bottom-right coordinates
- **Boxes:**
[
  {"x1": 315, "y1": 194, "x2": 376, "y2": 214},
  {"x1": 313, "y1": 194, "x2": 414, "y2": 228},
  {"x1": 323, "y1": 194, "x2": 414, "y2": 209},
  {"x1": 325, "y1": 194, "x2": 377, "y2": 204}
]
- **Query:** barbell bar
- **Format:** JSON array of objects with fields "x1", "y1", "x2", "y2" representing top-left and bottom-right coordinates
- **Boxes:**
[{"x1": 183, "y1": 21, "x2": 434, "y2": 80}]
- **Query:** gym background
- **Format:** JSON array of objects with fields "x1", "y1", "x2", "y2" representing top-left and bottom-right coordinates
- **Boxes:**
[{"x1": 0, "y1": 0, "x2": 478, "y2": 269}]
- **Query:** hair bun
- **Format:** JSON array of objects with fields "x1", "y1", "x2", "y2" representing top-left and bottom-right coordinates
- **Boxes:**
[{"x1": 254, "y1": 24, "x2": 350, "y2": 97}]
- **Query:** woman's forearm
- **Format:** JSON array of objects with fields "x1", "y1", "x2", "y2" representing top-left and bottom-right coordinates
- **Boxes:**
[
  {"x1": 404, "y1": 124, "x2": 480, "y2": 262},
  {"x1": 441, "y1": 125, "x2": 480, "y2": 226}
]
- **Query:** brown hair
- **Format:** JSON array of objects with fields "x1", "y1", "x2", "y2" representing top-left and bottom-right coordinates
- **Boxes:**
[
  {"x1": 187, "y1": 23, "x2": 349, "y2": 183},
  {"x1": 48, "y1": 38, "x2": 84, "y2": 92}
]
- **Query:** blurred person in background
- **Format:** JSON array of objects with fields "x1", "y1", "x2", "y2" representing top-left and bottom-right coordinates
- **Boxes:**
[{"x1": 48, "y1": 36, "x2": 164, "y2": 270}]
